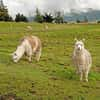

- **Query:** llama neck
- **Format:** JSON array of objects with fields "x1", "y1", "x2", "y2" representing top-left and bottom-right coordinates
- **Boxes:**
[{"x1": 17, "y1": 45, "x2": 25, "y2": 58}]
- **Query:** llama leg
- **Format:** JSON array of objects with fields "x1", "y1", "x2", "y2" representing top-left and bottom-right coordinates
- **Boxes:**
[
  {"x1": 76, "y1": 66, "x2": 79, "y2": 74},
  {"x1": 28, "y1": 49, "x2": 33, "y2": 62},
  {"x1": 28, "y1": 56, "x2": 32, "y2": 62},
  {"x1": 80, "y1": 72, "x2": 83, "y2": 81},
  {"x1": 85, "y1": 71, "x2": 89, "y2": 82},
  {"x1": 78, "y1": 65, "x2": 83, "y2": 81},
  {"x1": 35, "y1": 49, "x2": 41, "y2": 62},
  {"x1": 35, "y1": 52, "x2": 41, "y2": 61}
]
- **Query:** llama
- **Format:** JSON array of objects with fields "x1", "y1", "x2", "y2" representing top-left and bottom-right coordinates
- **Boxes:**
[
  {"x1": 12, "y1": 36, "x2": 42, "y2": 63},
  {"x1": 72, "y1": 39, "x2": 92, "y2": 82}
]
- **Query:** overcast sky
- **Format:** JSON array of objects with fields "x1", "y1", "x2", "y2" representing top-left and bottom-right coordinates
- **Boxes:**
[{"x1": 3, "y1": 0, "x2": 100, "y2": 17}]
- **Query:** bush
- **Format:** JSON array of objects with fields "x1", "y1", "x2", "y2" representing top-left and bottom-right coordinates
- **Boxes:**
[{"x1": 15, "y1": 13, "x2": 28, "y2": 22}]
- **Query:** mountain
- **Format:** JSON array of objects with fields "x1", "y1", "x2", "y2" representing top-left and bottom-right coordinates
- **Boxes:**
[
  {"x1": 28, "y1": 8, "x2": 100, "y2": 22},
  {"x1": 28, "y1": 16, "x2": 34, "y2": 22},
  {"x1": 64, "y1": 9, "x2": 100, "y2": 22}
]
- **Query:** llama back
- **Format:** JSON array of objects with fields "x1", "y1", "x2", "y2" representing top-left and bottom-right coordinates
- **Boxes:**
[
  {"x1": 20, "y1": 36, "x2": 41, "y2": 52},
  {"x1": 31, "y1": 36, "x2": 42, "y2": 52}
]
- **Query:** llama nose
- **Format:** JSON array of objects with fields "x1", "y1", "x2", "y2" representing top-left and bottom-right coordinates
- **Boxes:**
[
  {"x1": 78, "y1": 47, "x2": 81, "y2": 50},
  {"x1": 78, "y1": 46, "x2": 81, "y2": 50}
]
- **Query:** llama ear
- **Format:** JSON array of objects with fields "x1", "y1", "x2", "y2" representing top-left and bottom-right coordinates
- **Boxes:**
[
  {"x1": 82, "y1": 38, "x2": 85, "y2": 42},
  {"x1": 74, "y1": 38, "x2": 78, "y2": 42}
]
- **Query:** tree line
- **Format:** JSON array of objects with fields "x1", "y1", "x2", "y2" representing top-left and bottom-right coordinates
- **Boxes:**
[
  {"x1": 1, "y1": 0, "x2": 100, "y2": 23},
  {"x1": 0, "y1": 0, "x2": 28, "y2": 22},
  {"x1": 34, "y1": 8, "x2": 64, "y2": 23},
  {"x1": 0, "y1": 0, "x2": 64, "y2": 23}
]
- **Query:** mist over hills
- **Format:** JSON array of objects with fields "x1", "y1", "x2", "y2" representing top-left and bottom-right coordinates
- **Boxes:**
[
  {"x1": 28, "y1": 8, "x2": 100, "y2": 22},
  {"x1": 64, "y1": 8, "x2": 100, "y2": 22}
]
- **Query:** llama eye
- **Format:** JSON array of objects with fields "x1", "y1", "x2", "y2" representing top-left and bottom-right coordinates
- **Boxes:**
[
  {"x1": 14, "y1": 53, "x2": 17, "y2": 56},
  {"x1": 76, "y1": 44, "x2": 79, "y2": 46}
]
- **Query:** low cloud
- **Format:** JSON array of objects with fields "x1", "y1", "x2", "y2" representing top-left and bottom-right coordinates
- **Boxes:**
[{"x1": 3, "y1": 0, "x2": 100, "y2": 17}]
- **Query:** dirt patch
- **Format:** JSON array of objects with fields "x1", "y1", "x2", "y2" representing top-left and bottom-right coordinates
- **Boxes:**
[
  {"x1": 29, "y1": 90, "x2": 36, "y2": 95},
  {"x1": 49, "y1": 76, "x2": 59, "y2": 80},
  {"x1": 93, "y1": 67, "x2": 100, "y2": 73},
  {"x1": 0, "y1": 93, "x2": 23, "y2": 100},
  {"x1": 95, "y1": 37, "x2": 100, "y2": 40}
]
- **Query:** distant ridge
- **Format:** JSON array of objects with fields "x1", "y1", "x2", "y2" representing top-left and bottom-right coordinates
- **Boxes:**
[
  {"x1": 64, "y1": 9, "x2": 100, "y2": 22},
  {"x1": 28, "y1": 8, "x2": 100, "y2": 22}
]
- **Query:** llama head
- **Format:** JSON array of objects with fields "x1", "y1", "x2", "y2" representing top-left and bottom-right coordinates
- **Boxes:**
[
  {"x1": 12, "y1": 52, "x2": 19, "y2": 63},
  {"x1": 12, "y1": 46, "x2": 25, "y2": 63},
  {"x1": 74, "y1": 39, "x2": 85, "y2": 51}
]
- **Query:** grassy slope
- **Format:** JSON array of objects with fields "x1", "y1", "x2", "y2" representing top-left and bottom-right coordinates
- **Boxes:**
[{"x1": 0, "y1": 22, "x2": 100, "y2": 99}]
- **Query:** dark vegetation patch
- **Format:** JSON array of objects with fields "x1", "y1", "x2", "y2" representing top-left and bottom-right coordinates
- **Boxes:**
[{"x1": 0, "y1": 93, "x2": 23, "y2": 100}]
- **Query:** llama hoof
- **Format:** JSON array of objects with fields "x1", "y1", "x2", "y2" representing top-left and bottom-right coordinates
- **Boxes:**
[
  {"x1": 28, "y1": 60, "x2": 32, "y2": 63},
  {"x1": 36, "y1": 59, "x2": 39, "y2": 62},
  {"x1": 85, "y1": 79, "x2": 88, "y2": 82}
]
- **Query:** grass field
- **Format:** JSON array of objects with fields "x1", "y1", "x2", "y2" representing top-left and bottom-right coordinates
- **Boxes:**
[{"x1": 0, "y1": 22, "x2": 100, "y2": 100}]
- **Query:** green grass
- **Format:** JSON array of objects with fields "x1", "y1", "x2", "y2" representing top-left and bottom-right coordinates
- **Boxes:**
[{"x1": 0, "y1": 22, "x2": 100, "y2": 100}]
